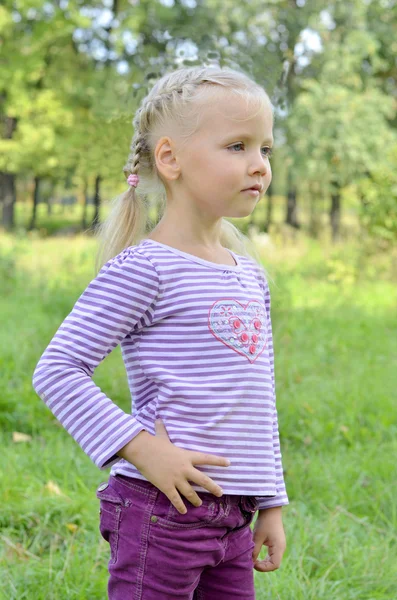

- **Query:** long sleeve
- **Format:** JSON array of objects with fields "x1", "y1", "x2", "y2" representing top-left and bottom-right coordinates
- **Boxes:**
[
  {"x1": 32, "y1": 246, "x2": 160, "y2": 470},
  {"x1": 255, "y1": 270, "x2": 289, "y2": 510}
]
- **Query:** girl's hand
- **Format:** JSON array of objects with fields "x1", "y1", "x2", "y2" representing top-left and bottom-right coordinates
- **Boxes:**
[
  {"x1": 118, "y1": 418, "x2": 230, "y2": 515},
  {"x1": 252, "y1": 506, "x2": 286, "y2": 572}
]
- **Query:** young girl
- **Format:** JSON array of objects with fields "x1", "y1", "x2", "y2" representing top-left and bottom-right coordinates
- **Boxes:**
[{"x1": 32, "y1": 65, "x2": 288, "y2": 599}]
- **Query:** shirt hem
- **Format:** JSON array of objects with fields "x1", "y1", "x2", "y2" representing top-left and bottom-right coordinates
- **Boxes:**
[{"x1": 109, "y1": 467, "x2": 278, "y2": 497}]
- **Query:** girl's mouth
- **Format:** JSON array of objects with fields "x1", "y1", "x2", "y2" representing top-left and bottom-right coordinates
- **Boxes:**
[{"x1": 242, "y1": 189, "x2": 260, "y2": 196}]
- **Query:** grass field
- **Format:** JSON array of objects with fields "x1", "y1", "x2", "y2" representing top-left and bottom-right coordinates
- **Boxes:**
[{"x1": 1, "y1": 209, "x2": 396, "y2": 599}]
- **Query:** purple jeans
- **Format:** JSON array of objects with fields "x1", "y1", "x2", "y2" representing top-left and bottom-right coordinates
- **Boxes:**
[{"x1": 96, "y1": 474, "x2": 259, "y2": 599}]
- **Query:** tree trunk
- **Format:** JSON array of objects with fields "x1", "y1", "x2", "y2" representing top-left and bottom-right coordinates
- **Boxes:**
[
  {"x1": 0, "y1": 108, "x2": 18, "y2": 229},
  {"x1": 82, "y1": 178, "x2": 89, "y2": 230},
  {"x1": 264, "y1": 183, "x2": 273, "y2": 232},
  {"x1": 1, "y1": 172, "x2": 16, "y2": 230},
  {"x1": 28, "y1": 176, "x2": 41, "y2": 230},
  {"x1": 286, "y1": 187, "x2": 299, "y2": 228},
  {"x1": 91, "y1": 174, "x2": 101, "y2": 231},
  {"x1": 285, "y1": 171, "x2": 300, "y2": 228},
  {"x1": 330, "y1": 185, "x2": 341, "y2": 242}
]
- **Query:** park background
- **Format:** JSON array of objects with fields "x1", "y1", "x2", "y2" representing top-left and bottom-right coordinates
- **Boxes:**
[{"x1": 1, "y1": 0, "x2": 396, "y2": 598}]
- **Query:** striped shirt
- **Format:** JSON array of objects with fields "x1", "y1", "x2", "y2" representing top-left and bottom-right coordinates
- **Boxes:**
[{"x1": 32, "y1": 238, "x2": 289, "y2": 509}]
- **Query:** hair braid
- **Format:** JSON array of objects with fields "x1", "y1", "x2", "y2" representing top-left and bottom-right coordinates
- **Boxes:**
[{"x1": 123, "y1": 133, "x2": 143, "y2": 179}]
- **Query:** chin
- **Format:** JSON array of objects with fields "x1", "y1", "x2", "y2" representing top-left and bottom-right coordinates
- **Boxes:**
[{"x1": 227, "y1": 206, "x2": 256, "y2": 219}]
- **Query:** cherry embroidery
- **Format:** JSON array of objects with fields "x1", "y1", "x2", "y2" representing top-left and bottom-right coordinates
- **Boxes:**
[{"x1": 208, "y1": 299, "x2": 268, "y2": 363}]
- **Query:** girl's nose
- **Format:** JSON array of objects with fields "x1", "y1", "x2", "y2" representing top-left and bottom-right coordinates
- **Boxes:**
[{"x1": 250, "y1": 153, "x2": 269, "y2": 176}]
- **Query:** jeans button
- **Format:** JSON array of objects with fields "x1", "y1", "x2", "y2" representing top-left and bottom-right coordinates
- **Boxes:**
[{"x1": 151, "y1": 515, "x2": 158, "y2": 523}]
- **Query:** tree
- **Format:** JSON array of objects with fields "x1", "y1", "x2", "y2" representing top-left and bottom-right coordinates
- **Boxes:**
[{"x1": 288, "y1": 26, "x2": 396, "y2": 240}]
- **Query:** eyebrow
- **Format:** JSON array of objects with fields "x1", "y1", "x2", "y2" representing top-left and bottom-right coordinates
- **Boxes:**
[{"x1": 222, "y1": 133, "x2": 274, "y2": 145}]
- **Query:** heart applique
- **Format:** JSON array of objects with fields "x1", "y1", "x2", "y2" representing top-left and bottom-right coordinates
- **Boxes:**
[{"x1": 208, "y1": 299, "x2": 268, "y2": 363}]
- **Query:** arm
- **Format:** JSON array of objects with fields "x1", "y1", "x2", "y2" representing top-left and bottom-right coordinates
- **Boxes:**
[{"x1": 32, "y1": 247, "x2": 159, "y2": 469}]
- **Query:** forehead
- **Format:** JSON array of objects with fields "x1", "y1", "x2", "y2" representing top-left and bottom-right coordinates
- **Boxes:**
[{"x1": 197, "y1": 88, "x2": 273, "y2": 138}]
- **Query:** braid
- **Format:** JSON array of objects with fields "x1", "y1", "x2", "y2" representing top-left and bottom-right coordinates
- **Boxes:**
[
  {"x1": 131, "y1": 137, "x2": 142, "y2": 174},
  {"x1": 123, "y1": 132, "x2": 143, "y2": 179}
]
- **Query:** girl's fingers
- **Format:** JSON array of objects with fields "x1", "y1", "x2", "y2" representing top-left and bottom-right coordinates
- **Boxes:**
[
  {"x1": 175, "y1": 481, "x2": 203, "y2": 508},
  {"x1": 189, "y1": 468, "x2": 224, "y2": 497},
  {"x1": 190, "y1": 451, "x2": 231, "y2": 467},
  {"x1": 164, "y1": 488, "x2": 187, "y2": 514}
]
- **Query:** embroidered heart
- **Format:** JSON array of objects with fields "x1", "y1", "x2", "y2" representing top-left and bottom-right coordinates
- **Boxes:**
[{"x1": 208, "y1": 299, "x2": 268, "y2": 363}]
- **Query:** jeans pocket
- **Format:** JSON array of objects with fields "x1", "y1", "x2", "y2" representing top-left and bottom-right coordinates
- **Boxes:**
[
  {"x1": 96, "y1": 482, "x2": 126, "y2": 564},
  {"x1": 243, "y1": 510, "x2": 255, "y2": 527},
  {"x1": 155, "y1": 497, "x2": 217, "y2": 530},
  {"x1": 239, "y1": 496, "x2": 259, "y2": 527}
]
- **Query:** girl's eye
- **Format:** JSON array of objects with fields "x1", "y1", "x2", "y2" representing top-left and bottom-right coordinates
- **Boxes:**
[
  {"x1": 262, "y1": 147, "x2": 273, "y2": 158},
  {"x1": 228, "y1": 143, "x2": 273, "y2": 158},
  {"x1": 229, "y1": 143, "x2": 245, "y2": 152}
]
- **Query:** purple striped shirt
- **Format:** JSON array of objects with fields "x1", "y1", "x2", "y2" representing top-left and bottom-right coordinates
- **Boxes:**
[{"x1": 32, "y1": 238, "x2": 288, "y2": 509}]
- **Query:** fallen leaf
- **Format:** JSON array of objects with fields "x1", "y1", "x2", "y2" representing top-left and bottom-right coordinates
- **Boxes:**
[
  {"x1": 13, "y1": 432, "x2": 32, "y2": 443},
  {"x1": 45, "y1": 481, "x2": 63, "y2": 496}
]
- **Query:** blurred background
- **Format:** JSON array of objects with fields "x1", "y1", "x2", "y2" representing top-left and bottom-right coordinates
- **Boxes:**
[{"x1": 1, "y1": 1, "x2": 396, "y2": 599}]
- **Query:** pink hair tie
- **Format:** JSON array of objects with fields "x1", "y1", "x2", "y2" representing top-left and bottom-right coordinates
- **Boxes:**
[{"x1": 127, "y1": 173, "x2": 139, "y2": 188}]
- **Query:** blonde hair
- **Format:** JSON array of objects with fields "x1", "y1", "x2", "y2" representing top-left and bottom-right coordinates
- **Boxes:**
[{"x1": 94, "y1": 65, "x2": 272, "y2": 277}]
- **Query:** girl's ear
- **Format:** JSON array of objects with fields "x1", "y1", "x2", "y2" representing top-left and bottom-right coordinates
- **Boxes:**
[{"x1": 154, "y1": 136, "x2": 181, "y2": 182}]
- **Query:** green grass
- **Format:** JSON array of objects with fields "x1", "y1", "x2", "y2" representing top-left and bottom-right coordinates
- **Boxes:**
[{"x1": 0, "y1": 225, "x2": 396, "y2": 599}]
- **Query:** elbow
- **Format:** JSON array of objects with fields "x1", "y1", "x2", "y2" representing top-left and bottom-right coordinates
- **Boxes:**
[
  {"x1": 32, "y1": 358, "x2": 49, "y2": 402},
  {"x1": 32, "y1": 362, "x2": 42, "y2": 396}
]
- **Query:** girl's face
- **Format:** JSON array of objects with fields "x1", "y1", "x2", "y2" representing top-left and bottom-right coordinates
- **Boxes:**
[{"x1": 175, "y1": 90, "x2": 274, "y2": 220}]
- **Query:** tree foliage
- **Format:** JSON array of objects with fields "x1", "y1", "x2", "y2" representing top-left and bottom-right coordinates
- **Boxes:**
[{"x1": 0, "y1": 0, "x2": 396, "y2": 241}]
